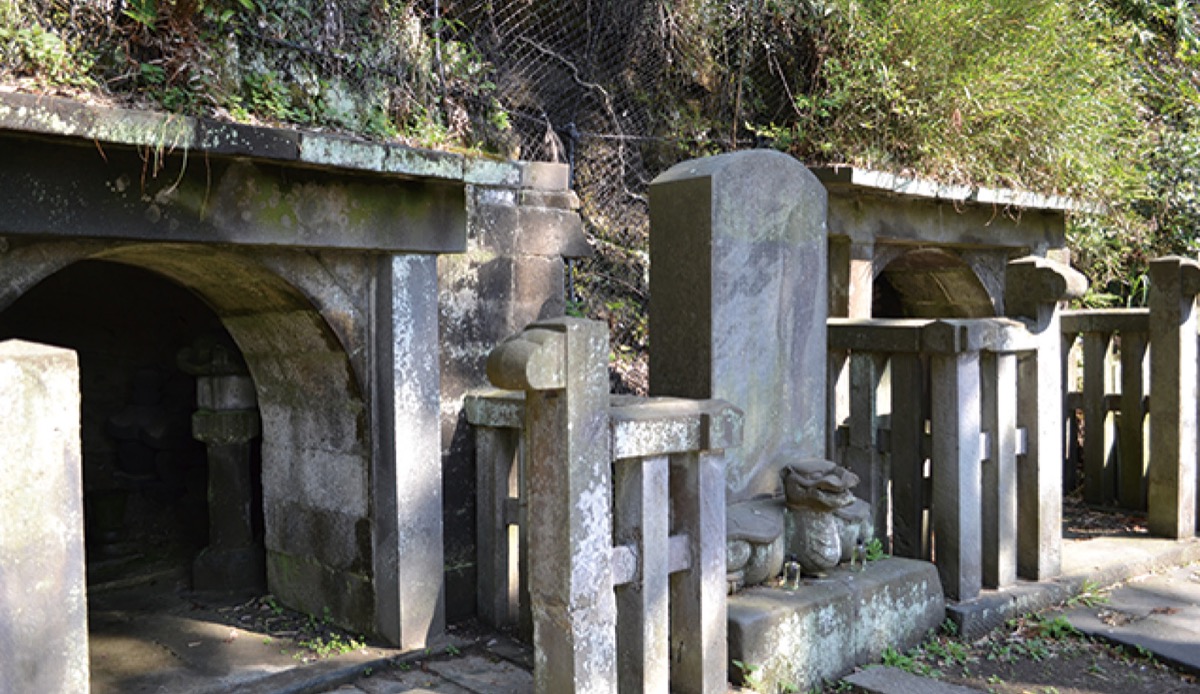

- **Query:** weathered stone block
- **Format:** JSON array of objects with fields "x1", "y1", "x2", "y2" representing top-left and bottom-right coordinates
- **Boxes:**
[
  {"x1": 267, "y1": 550, "x2": 376, "y2": 638},
  {"x1": 263, "y1": 499, "x2": 371, "y2": 571},
  {"x1": 261, "y1": 447, "x2": 369, "y2": 517},
  {"x1": 0, "y1": 340, "x2": 88, "y2": 694},
  {"x1": 727, "y1": 558, "x2": 944, "y2": 692}
]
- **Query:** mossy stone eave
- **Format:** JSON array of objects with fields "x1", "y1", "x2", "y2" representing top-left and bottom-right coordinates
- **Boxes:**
[{"x1": 0, "y1": 90, "x2": 517, "y2": 187}]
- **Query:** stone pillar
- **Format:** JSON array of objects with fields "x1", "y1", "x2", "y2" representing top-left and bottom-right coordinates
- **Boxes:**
[
  {"x1": 669, "y1": 449, "x2": 728, "y2": 694},
  {"x1": 930, "y1": 347, "x2": 984, "y2": 601},
  {"x1": 488, "y1": 318, "x2": 617, "y2": 694},
  {"x1": 614, "y1": 454, "x2": 670, "y2": 692},
  {"x1": 1147, "y1": 256, "x2": 1200, "y2": 538},
  {"x1": 848, "y1": 240, "x2": 876, "y2": 319},
  {"x1": 1005, "y1": 256, "x2": 1086, "y2": 579},
  {"x1": 0, "y1": 340, "x2": 88, "y2": 693},
  {"x1": 981, "y1": 351, "x2": 1018, "y2": 589},
  {"x1": 374, "y1": 254, "x2": 446, "y2": 648},
  {"x1": 649, "y1": 150, "x2": 829, "y2": 501},
  {"x1": 179, "y1": 336, "x2": 265, "y2": 592}
]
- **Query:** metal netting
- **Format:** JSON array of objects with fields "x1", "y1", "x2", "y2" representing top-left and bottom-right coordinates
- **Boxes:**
[{"x1": 431, "y1": 0, "x2": 821, "y2": 393}]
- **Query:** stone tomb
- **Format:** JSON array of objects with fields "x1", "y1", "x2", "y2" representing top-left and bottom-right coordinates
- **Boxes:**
[
  {"x1": 650, "y1": 151, "x2": 944, "y2": 690},
  {"x1": 0, "y1": 89, "x2": 587, "y2": 677}
]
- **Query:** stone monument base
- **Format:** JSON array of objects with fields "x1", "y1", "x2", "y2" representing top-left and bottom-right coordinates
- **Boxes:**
[{"x1": 728, "y1": 557, "x2": 944, "y2": 691}]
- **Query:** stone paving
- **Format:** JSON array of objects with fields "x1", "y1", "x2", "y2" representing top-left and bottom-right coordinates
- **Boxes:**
[
  {"x1": 1064, "y1": 561, "x2": 1200, "y2": 674},
  {"x1": 313, "y1": 637, "x2": 534, "y2": 694}
]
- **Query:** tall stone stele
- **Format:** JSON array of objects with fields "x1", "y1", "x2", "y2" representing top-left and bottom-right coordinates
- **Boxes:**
[{"x1": 649, "y1": 150, "x2": 829, "y2": 584}]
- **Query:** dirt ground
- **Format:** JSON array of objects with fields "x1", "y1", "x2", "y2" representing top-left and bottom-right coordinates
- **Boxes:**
[{"x1": 843, "y1": 608, "x2": 1200, "y2": 694}]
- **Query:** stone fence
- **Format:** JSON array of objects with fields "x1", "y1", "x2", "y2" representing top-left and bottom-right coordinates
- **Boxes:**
[
  {"x1": 467, "y1": 317, "x2": 740, "y2": 694},
  {"x1": 828, "y1": 317, "x2": 1050, "y2": 601},
  {"x1": 1063, "y1": 256, "x2": 1200, "y2": 538}
]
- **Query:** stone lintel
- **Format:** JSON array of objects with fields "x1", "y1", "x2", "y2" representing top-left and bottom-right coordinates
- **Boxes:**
[
  {"x1": 609, "y1": 397, "x2": 743, "y2": 459},
  {"x1": 826, "y1": 192, "x2": 1067, "y2": 253},
  {"x1": 828, "y1": 317, "x2": 1036, "y2": 355},
  {"x1": 463, "y1": 389, "x2": 745, "y2": 458},
  {"x1": 0, "y1": 131, "x2": 467, "y2": 253}
]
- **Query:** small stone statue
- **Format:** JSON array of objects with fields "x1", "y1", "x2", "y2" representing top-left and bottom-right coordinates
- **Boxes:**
[
  {"x1": 725, "y1": 497, "x2": 785, "y2": 594},
  {"x1": 782, "y1": 458, "x2": 873, "y2": 576}
]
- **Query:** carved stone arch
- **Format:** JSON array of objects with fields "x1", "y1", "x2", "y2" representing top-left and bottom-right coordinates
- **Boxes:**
[
  {"x1": 872, "y1": 247, "x2": 998, "y2": 318},
  {"x1": 0, "y1": 240, "x2": 378, "y2": 634}
]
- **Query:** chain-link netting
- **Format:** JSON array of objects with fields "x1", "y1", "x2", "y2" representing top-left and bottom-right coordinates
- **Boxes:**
[
  {"x1": 3, "y1": 0, "x2": 819, "y2": 394},
  {"x1": 433, "y1": 0, "x2": 822, "y2": 393}
]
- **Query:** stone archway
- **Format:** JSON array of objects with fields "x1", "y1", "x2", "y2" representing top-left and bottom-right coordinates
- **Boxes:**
[
  {"x1": 0, "y1": 241, "x2": 378, "y2": 634},
  {"x1": 873, "y1": 248, "x2": 998, "y2": 318},
  {"x1": 0, "y1": 260, "x2": 227, "y2": 587}
]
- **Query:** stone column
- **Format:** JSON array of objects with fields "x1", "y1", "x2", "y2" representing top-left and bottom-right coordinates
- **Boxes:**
[
  {"x1": 1005, "y1": 256, "x2": 1086, "y2": 579},
  {"x1": 981, "y1": 351, "x2": 1018, "y2": 589},
  {"x1": 373, "y1": 254, "x2": 446, "y2": 648},
  {"x1": 178, "y1": 336, "x2": 265, "y2": 592},
  {"x1": 848, "y1": 240, "x2": 876, "y2": 319},
  {"x1": 0, "y1": 341, "x2": 88, "y2": 694},
  {"x1": 1148, "y1": 256, "x2": 1200, "y2": 538},
  {"x1": 488, "y1": 317, "x2": 617, "y2": 694}
]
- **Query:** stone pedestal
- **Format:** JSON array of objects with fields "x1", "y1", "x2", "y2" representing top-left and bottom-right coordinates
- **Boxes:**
[{"x1": 727, "y1": 558, "x2": 944, "y2": 692}]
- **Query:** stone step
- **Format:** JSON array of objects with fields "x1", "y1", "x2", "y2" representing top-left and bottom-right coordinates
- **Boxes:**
[
  {"x1": 841, "y1": 666, "x2": 985, "y2": 694},
  {"x1": 727, "y1": 557, "x2": 944, "y2": 692}
]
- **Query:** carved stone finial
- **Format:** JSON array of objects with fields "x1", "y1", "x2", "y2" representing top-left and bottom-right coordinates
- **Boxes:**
[
  {"x1": 1006, "y1": 256, "x2": 1087, "y2": 318},
  {"x1": 486, "y1": 326, "x2": 567, "y2": 391}
]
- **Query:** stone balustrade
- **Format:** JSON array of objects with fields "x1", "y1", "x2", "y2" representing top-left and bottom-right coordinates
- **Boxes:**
[
  {"x1": 1060, "y1": 308, "x2": 1150, "y2": 508},
  {"x1": 468, "y1": 317, "x2": 741, "y2": 694},
  {"x1": 828, "y1": 317, "x2": 1050, "y2": 600},
  {"x1": 1056, "y1": 256, "x2": 1200, "y2": 539}
]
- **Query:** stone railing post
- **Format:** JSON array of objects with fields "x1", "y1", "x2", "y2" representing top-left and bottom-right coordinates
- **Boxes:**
[
  {"x1": 1005, "y1": 256, "x2": 1086, "y2": 580},
  {"x1": 925, "y1": 322, "x2": 984, "y2": 601},
  {"x1": 178, "y1": 335, "x2": 265, "y2": 592},
  {"x1": 1148, "y1": 256, "x2": 1200, "y2": 538},
  {"x1": 487, "y1": 317, "x2": 617, "y2": 694},
  {"x1": 464, "y1": 392, "x2": 527, "y2": 634}
]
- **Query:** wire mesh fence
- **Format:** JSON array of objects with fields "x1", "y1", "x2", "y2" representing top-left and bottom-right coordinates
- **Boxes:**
[
  {"x1": 3, "y1": 0, "x2": 818, "y2": 393},
  {"x1": 432, "y1": 0, "x2": 821, "y2": 393}
]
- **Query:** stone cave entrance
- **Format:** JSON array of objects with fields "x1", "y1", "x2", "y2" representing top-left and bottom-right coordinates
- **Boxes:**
[{"x1": 0, "y1": 258, "x2": 268, "y2": 689}]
